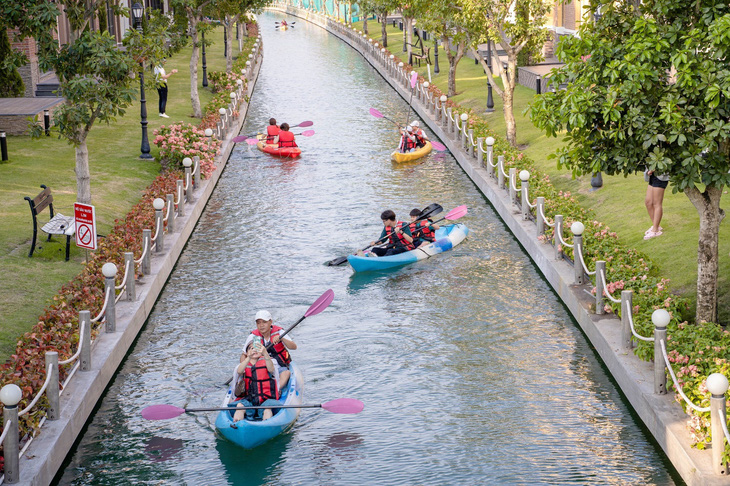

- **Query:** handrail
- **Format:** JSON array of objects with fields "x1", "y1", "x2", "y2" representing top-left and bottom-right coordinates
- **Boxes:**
[
  {"x1": 720, "y1": 408, "x2": 730, "y2": 444},
  {"x1": 115, "y1": 259, "x2": 132, "y2": 290},
  {"x1": 135, "y1": 237, "x2": 149, "y2": 264},
  {"x1": 174, "y1": 185, "x2": 182, "y2": 206},
  {"x1": 624, "y1": 300, "x2": 653, "y2": 342},
  {"x1": 18, "y1": 363, "x2": 53, "y2": 417},
  {"x1": 510, "y1": 172, "x2": 519, "y2": 192},
  {"x1": 0, "y1": 420, "x2": 11, "y2": 444},
  {"x1": 151, "y1": 215, "x2": 162, "y2": 243},
  {"x1": 554, "y1": 225, "x2": 574, "y2": 249},
  {"x1": 58, "y1": 320, "x2": 85, "y2": 365},
  {"x1": 538, "y1": 203, "x2": 555, "y2": 227},
  {"x1": 598, "y1": 267, "x2": 621, "y2": 303},
  {"x1": 660, "y1": 340, "x2": 711, "y2": 413},
  {"x1": 576, "y1": 245, "x2": 597, "y2": 275},
  {"x1": 90, "y1": 286, "x2": 112, "y2": 323},
  {"x1": 163, "y1": 201, "x2": 173, "y2": 224}
]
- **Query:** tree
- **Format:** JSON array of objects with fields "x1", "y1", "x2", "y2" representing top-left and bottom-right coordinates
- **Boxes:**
[
  {"x1": 462, "y1": 0, "x2": 550, "y2": 146},
  {"x1": 0, "y1": 26, "x2": 25, "y2": 97},
  {"x1": 530, "y1": 0, "x2": 730, "y2": 323},
  {"x1": 213, "y1": 0, "x2": 269, "y2": 72}
]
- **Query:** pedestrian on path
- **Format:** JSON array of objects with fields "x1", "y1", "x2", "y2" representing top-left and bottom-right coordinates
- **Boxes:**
[
  {"x1": 154, "y1": 59, "x2": 177, "y2": 118},
  {"x1": 644, "y1": 169, "x2": 669, "y2": 240}
]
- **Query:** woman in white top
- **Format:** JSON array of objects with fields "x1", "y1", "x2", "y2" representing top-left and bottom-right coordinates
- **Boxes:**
[{"x1": 153, "y1": 59, "x2": 177, "y2": 118}]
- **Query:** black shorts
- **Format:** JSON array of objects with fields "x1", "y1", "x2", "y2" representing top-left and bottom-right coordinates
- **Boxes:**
[{"x1": 649, "y1": 174, "x2": 668, "y2": 189}]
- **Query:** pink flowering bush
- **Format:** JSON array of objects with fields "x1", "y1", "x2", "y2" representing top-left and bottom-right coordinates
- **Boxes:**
[
  {"x1": 153, "y1": 124, "x2": 220, "y2": 178},
  {"x1": 208, "y1": 71, "x2": 247, "y2": 94}
]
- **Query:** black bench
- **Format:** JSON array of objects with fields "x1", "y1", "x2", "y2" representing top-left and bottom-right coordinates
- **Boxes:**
[
  {"x1": 408, "y1": 34, "x2": 431, "y2": 67},
  {"x1": 25, "y1": 184, "x2": 75, "y2": 261}
]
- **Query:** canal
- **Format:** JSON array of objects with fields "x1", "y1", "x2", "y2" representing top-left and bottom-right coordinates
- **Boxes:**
[{"x1": 56, "y1": 12, "x2": 680, "y2": 485}]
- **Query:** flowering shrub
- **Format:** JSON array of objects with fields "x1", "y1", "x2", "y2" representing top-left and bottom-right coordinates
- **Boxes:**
[
  {"x1": 153, "y1": 123, "x2": 220, "y2": 177},
  {"x1": 207, "y1": 71, "x2": 246, "y2": 94}
]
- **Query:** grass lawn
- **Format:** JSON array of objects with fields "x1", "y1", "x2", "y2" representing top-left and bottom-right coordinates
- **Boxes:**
[
  {"x1": 0, "y1": 26, "x2": 239, "y2": 362},
  {"x1": 351, "y1": 19, "x2": 730, "y2": 322}
]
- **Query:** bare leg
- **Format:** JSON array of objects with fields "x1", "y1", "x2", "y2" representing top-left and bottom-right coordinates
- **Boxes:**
[
  {"x1": 233, "y1": 402, "x2": 246, "y2": 422},
  {"x1": 648, "y1": 186, "x2": 665, "y2": 232},
  {"x1": 645, "y1": 185, "x2": 655, "y2": 229},
  {"x1": 278, "y1": 370, "x2": 290, "y2": 391},
  {"x1": 262, "y1": 408, "x2": 273, "y2": 420}
]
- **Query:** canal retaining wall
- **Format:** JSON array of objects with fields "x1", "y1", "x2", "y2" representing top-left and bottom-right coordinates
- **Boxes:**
[
  {"x1": 12, "y1": 41, "x2": 265, "y2": 486},
  {"x1": 268, "y1": 5, "x2": 727, "y2": 485}
]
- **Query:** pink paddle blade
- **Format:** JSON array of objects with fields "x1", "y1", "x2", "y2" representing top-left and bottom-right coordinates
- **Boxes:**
[
  {"x1": 445, "y1": 205, "x2": 468, "y2": 220},
  {"x1": 369, "y1": 107, "x2": 384, "y2": 118},
  {"x1": 301, "y1": 130, "x2": 315, "y2": 137},
  {"x1": 232, "y1": 135, "x2": 248, "y2": 143},
  {"x1": 410, "y1": 71, "x2": 418, "y2": 89},
  {"x1": 296, "y1": 120, "x2": 313, "y2": 127},
  {"x1": 322, "y1": 398, "x2": 364, "y2": 414},
  {"x1": 246, "y1": 138, "x2": 259, "y2": 145},
  {"x1": 431, "y1": 140, "x2": 447, "y2": 152},
  {"x1": 141, "y1": 404, "x2": 186, "y2": 421},
  {"x1": 305, "y1": 289, "x2": 334, "y2": 317}
]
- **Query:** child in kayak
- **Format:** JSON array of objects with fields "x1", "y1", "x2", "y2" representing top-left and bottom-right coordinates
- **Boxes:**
[
  {"x1": 231, "y1": 339, "x2": 282, "y2": 422},
  {"x1": 367, "y1": 210, "x2": 415, "y2": 256},
  {"x1": 274, "y1": 123, "x2": 297, "y2": 147},
  {"x1": 408, "y1": 208, "x2": 439, "y2": 247},
  {"x1": 242, "y1": 310, "x2": 297, "y2": 390}
]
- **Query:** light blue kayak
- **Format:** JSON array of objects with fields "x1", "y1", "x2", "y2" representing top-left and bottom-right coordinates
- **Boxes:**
[
  {"x1": 346, "y1": 223, "x2": 469, "y2": 273},
  {"x1": 214, "y1": 362, "x2": 303, "y2": 449}
]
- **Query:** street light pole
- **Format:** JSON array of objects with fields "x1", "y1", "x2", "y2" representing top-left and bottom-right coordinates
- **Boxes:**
[
  {"x1": 132, "y1": 3, "x2": 152, "y2": 160},
  {"x1": 202, "y1": 30, "x2": 208, "y2": 87},
  {"x1": 486, "y1": 40, "x2": 494, "y2": 113},
  {"x1": 434, "y1": 39, "x2": 439, "y2": 74}
]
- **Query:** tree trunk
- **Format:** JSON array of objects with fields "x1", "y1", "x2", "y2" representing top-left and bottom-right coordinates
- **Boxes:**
[
  {"x1": 363, "y1": 16, "x2": 368, "y2": 35},
  {"x1": 225, "y1": 19, "x2": 234, "y2": 72},
  {"x1": 238, "y1": 22, "x2": 243, "y2": 52},
  {"x1": 503, "y1": 86, "x2": 517, "y2": 146},
  {"x1": 380, "y1": 14, "x2": 388, "y2": 47},
  {"x1": 443, "y1": 36, "x2": 465, "y2": 97},
  {"x1": 189, "y1": 22, "x2": 202, "y2": 118},
  {"x1": 75, "y1": 135, "x2": 91, "y2": 204},
  {"x1": 405, "y1": 17, "x2": 412, "y2": 62},
  {"x1": 685, "y1": 185, "x2": 725, "y2": 323}
]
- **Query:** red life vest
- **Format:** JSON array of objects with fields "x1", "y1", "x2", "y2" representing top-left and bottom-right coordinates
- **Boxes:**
[
  {"x1": 252, "y1": 325, "x2": 291, "y2": 367},
  {"x1": 401, "y1": 134, "x2": 417, "y2": 151},
  {"x1": 278, "y1": 130, "x2": 297, "y2": 147},
  {"x1": 242, "y1": 358, "x2": 280, "y2": 406},
  {"x1": 266, "y1": 125, "x2": 280, "y2": 144},
  {"x1": 385, "y1": 222, "x2": 415, "y2": 250},
  {"x1": 408, "y1": 220, "x2": 436, "y2": 243},
  {"x1": 413, "y1": 129, "x2": 426, "y2": 147}
]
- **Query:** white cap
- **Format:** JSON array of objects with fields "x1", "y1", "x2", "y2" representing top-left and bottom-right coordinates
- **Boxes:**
[
  {"x1": 406, "y1": 126, "x2": 413, "y2": 132},
  {"x1": 255, "y1": 310, "x2": 272, "y2": 321},
  {"x1": 410, "y1": 121, "x2": 420, "y2": 127}
]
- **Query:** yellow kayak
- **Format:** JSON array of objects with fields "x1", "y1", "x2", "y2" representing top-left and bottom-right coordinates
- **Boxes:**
[{"x1": 391, "y1": 142, "x2": 432, "y2": 162}]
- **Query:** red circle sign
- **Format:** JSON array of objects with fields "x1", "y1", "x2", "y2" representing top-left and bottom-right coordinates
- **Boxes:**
[{"x1": 77, "y1": 224, "x2": 92, "y2": 245}]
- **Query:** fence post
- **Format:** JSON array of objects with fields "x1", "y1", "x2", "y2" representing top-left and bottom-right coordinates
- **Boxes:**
[
  {"x1": 485, "y1": 137, "x2": 495, "y2": 175},
  {"x1": 571, "y1": 222, "x2": 586, "y2": 285},
  {"x1": 621, "y1": 291, "x2": 633, "y2": 351},
  {"x1": 509, "y1": 168, "x2": 516, "y2": 205},
  {"x1": 1, "y1": 384, "x2": 21, "y2": 483},
  {"x1": 80, "y1": 310, "x2": 91, "y2": 371},
  {"x1": 102, "y1": 262, "x2": 117, "y2": 332},
  {"x1": 165, "y1": 194, "x2": 175, "y2": 233},
  {"x1": 142, "y1": 229, "x2": 151, "y2": 275},
  {"x1": 467, "y1": 129, "x2": 474, "y2": 157},
  {"x1": 707, "y1": 373, "x2": 729, "y2": 475},
  {"x1": 124, "y1": 252, "x2": 135, "y2": 301},
  {"x1": 177, "y1": 180, "x2": 185, "y2": 217},
  {"x1": 153, "y1": 198, "x2": 164, "y2": 253},
  {"x1": 193, "y1": 155, "x2": 201, "y2": 189},
  {"x1": 555, "y1": 215, "x2": 564, "y2": 262},
  {"x1": 595, "y1": 260, "x2": 606, "y2": 315},
  {"x1": 183, "y1": 158, "x2": 193, "y2": 203},
  {"x1": 536, "y1": 197, "x2": 545, "y2": 237},
  {"x1": 652, "y1": 309, "x2": 669, "y2": 395},
  {"x1": 447, "y1": 108, "x2": 453, "y2": 134},
  {"x1": 498, "y1": 155, "x2": 505, "y2": 189},
  {"x1": 477, "y1": 137, "x2": 484, "y2": 166},
  {"x1": 45, "y1": 351, "x2": 59, "y2": 420},
  {"x1": 520, "y1": 170, "x2": 530, "y2": 220}
]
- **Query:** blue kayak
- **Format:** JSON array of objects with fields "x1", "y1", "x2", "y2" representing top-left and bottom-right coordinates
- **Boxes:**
[
  {"x1": 346, "y1": 223, "x2": 469, "y2": 273},
  {"x1": 214, "y1": 362, "x2": 303, "y2": 449}
]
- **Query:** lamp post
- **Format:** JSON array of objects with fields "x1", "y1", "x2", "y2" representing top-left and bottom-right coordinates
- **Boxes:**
[
  {"x1": 486, "y1": 40, "x2": 494, "y2": 113},
  {"x1": 202, "y1": 30, "x2": 208, "y2": 87},
  {"x1": 223, "y1": 26, "x2": 228, "y2": 58},
  {"x1": 434, "y1": 39, "x2": 439, "y2": 74},
  {"x1": 132, "y1": 3, "x2": 152, "y2": 160}
]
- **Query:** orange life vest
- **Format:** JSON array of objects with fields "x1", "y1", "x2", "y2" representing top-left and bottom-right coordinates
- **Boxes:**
[
  {"x1": 278, "y1": 130, "x2": 297, "y2": 147},
  {"x1": 408, "y1": 220, "x2": 436, "y2": 243},
  {"x1": 385, "y1": 222, "x2": 415, "y2": 250},
  {"x1": 252, "y1": 325, "x2": 291, "y2": 367},
  {"x1": 242, "y1": 359, "x2": 279, "y2": 406},
  {"x1": 266, "y1": 125, "x2": 281, "y2": 144},
  {"x1": 401, "y1": 134, "x2": 417, "y2": 151}
]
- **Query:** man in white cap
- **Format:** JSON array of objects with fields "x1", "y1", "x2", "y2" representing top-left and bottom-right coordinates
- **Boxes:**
[
  {"x1": 410, "y1": 120, "x2": 428, "y2": 147},
  {"x1": 242, "y1": 310, "x2": 298, "y2": 390}
]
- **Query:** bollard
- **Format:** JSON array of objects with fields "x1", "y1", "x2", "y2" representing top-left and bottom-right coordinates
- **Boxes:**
[
  {"x1": 1, "y1": 131, "x2": 7, "y2": 161},
  {"x1": 498, "y1": 155, "x2": 505, "y2": 189},
  {"x1": 447, "y1": 108, "x2": 453, "y2": 133},
  {"x1": 1, "y1": 384, "x2": 22, "y2": 483},
  {"x1": 166, "y1": 194, "x2": 175, "y2": 233},
  {"x1": 571, "y1": 222, "x2": 586, "y2": 284},
  {"x1": 468, "y1": 129, "x2": 474, "y2": 157},
  {"x1": 520, "y1": 171, "x2": 530, "y2": 221},
  {"x1": 555, "y1": 215, "x2": 564, "y2": 262},
  {"x1": 536, "y1": 75, "x2": 542, "y2": 95},
  {"x1": 141, "y1": 229, "x2": 151, "y2": 275},
  {"x1": 177, "y1": 180, "x2": 185, "y2": 217},
  {"x1": 102, "y1": 262, "x2": 117, "y2": 332},
  {"x1": 477, "y1": 137, "x2": 484, "y2": 166},
  {"x1": 652, "y1": 309, "x2": 669, "y2": 395},
  {"x1": 595, "y1": 260, "x2": 606, "y2": 314},
  {"x1": 183, "y1": 158, "x2": 193, "y2": 203},
  {"x1": 707, "y1": 373, "x2": 729, "y2": 475},
  {"x1": 536, "y1": 197, "x2": 545, "y2": 237},
  {"x1": 79, "y1": 310, "x2": 91, "y2": 371},
  {"x1": 486, "y1": 137, "x2": 495, "y2": 174},
  {"x1": 45, "y1": 351, "x2": 59, "y2": 420},
  {"x1": 193, "y1": 155, "x2": 201, "y2": 189},
  {"x1": 153, "y1": 198, "x2": 165, "y2": 253},
  {"x1": 44, "y1": 109, "x2": 50, "y2": 136},
  {"x1": 460, "y1": 114, "x2": 468, "y2": 146},
  {"x1": 124, "y1": 252, "x2": 135, "y2": 301},
  {"x1": 621, "y1": 290, "x2": 633, "y2": 351},
  {"x1": 509, "y1": 168, "x2": 516, "y2": 205}
]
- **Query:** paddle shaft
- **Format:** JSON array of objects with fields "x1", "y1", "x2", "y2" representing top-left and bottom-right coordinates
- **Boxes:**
[
  {"x1": 402, "y1": 83, "x2": 417, "y2": 133},
  {"x1": 187, "y1": 404, "x2": 321, "y2": 413},
  {"x1": 363, "y1": 205, "x2": 441, "y2": 250}
]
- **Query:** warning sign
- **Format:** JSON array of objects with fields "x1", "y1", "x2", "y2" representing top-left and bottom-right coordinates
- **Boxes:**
[{"x1": 74, "y1": 203, "x2": 97, "y2": 250}]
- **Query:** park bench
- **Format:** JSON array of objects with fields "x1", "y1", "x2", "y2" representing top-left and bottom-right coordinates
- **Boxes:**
[
  {"x1": 408, "y1": 34, "x2": 431, "y2": 67},
  {"x1": 24, "y1": 184, "x2": 75, "y2": 261}
]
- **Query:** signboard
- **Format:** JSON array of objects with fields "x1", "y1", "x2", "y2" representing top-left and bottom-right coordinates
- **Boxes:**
[{"x1": 74, "y1": 203, "x2": 97, "y2": 250}]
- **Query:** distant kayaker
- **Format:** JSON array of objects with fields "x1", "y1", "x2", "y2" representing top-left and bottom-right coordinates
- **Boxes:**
[
  {"x1": 281, "y1": 20, "x2": 288, "y2": 27},
  {"x1": 365, "y1": 210, "x2": 415, "y2": 257},
  {"x1": 231, "y1": 340, "x2": 282, "y2": 422},
  {"x1": 410, "y1": 121, "x2": 428, "y2": 148},
  {"x1": 408, "y1": 208, "x2": 439, "y2": 247},
  {"x1": 399, "y1": 126, "x2": 417, "y2": 153},
  {"x1": 242, "y1": 310, "x2": 297, "y2": 390},
  {"x1": 275, "y1": 123, "x2": 298, "y2": 148},
  {"x1": 265, "y1": 118, "x2": 280, "y2": 144}
]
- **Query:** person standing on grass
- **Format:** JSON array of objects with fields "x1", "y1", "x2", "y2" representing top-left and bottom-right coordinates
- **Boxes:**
[
  {"x1": 644, "y1": 169, "x2": 669, "y2": 240},
  {"x1": 154, "y1": 59, "x2": 177, "y2": 118}
]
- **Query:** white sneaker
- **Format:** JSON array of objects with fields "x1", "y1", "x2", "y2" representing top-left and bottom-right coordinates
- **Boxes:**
[{"x1": 159, "y1": 113, "x2": 170, "y2": 118}]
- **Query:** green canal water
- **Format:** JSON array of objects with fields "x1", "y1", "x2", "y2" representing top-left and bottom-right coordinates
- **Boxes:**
[{"x1": 55, "y1": 12, "x2": 681, "y2": 486}]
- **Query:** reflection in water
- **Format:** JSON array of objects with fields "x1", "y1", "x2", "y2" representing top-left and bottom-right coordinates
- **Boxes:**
[{"x1": 56, "y1": 11, "x2": 679, "y2": 486}]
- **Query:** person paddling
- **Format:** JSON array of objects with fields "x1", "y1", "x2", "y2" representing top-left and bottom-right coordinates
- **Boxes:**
[
  {"x1": 242, "y1": 310, "x2": 297, "y2": 390},
  {"x1": 399, "y1": 126, "x2": 417, "y2": 153},
  {"x1": 408, "y1": 208, "x2": 439, "y2": 247},
  {"x1": 410, "y1": 121, "x2": 428, "y2": 148},
  {"x1": 265, "y1": 118, "x2": 280, "y2": 144},
  {"x1": 364, "y1": 210, "x2": 415, "y2": 257},
  {"x1": 274, "y1": 123, "x2": 298, "y2": 148},
  {"x1": 231, "y1": 340, "x2": 282, "y2": 422},
  {"x1": 281, "y1": 20, "x2": 288, "y2": 27}
]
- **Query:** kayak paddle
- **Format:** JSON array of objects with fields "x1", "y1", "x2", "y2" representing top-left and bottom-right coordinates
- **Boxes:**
[
  {"x1": 237, "y1": 130, "x2": 315, "y2": 145},
  {"x1": 430, "y1": 140, "x2": 447, "y2": 152},
  {"x1": 141, "y1": 398, "x2": 364, "y2": 421},
  {"x1": 223, "y1": 289, "x2": 335, "y2": 386},
  {"x1": 402, "y1": 71, "x2": 419, "y2": 130},
  {"x1": 233, "y1": 121, "x2": 313, "y2": 143},
  {"x1": 326, "y1": 203, "x2": 444, "y2": 266}
]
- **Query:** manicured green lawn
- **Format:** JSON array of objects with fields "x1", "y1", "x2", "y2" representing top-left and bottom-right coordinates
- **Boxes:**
[
  {"x1": 352, "y1": 20, "x2": 730, "y2": 322},
  {"x1": 0, "y1": 26, "x2": 236, "y2": 362}
]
